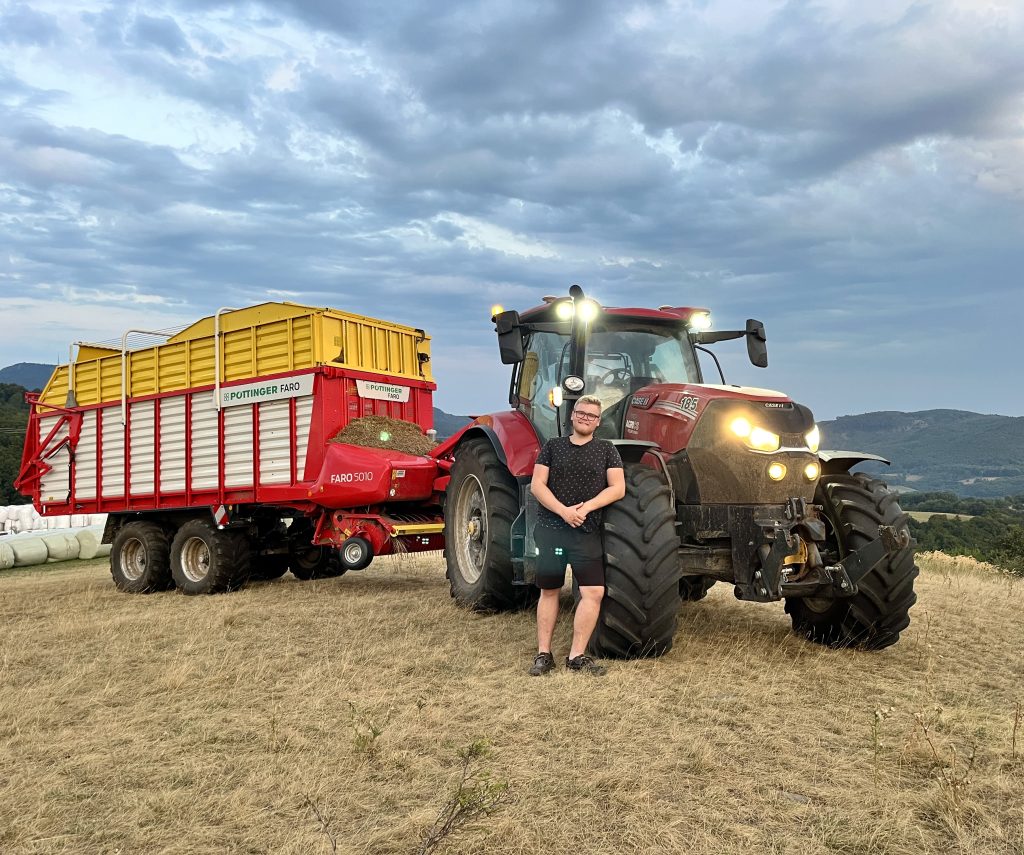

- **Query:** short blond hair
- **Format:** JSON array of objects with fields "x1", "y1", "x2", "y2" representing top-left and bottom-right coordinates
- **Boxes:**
[{"x1": 574, "y1": 394, "x2": 602, "y2": 413}]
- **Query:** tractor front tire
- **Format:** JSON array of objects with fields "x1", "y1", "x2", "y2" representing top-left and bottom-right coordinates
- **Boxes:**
[
  {"x1": 170, "y1": 519, "x2": 252, "y2": 595},
  {"x1": 590, "y1": 465, "x2": 682, "y2": 658},
  {"x1": 111, "y1": 521, "x2": 173, "y2": 593},
  {"x1": 444, "y1": 438, "x2": 531, "y2": 612},
  {"x1": 785, "y1": 472, "x2": 918, "y2": 650}
]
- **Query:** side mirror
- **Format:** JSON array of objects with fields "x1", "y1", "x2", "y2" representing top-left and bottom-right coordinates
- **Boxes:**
[
  {"x1": 746, "y1": 319, "x2": 767, "y2": 368},
  {"x1": 495, "y1": 310, "x2": 525, "y2": 364}
]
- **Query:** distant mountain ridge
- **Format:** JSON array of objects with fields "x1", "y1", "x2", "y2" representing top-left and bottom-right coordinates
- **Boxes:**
[
  {"x1": 0, "y1": 363, "x2": 54, "y2": 391},
  {"x1": 2, "y1": 364, "x2": 1019, "y2": 496},
  {"x1": 819, "y1": 409, "x2": 1024, "y2": 497}
]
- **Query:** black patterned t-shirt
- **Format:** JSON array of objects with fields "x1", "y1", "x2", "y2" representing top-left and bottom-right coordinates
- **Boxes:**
[{"x1": 534, "y1": 436, "x2": 624, "y2": 533}]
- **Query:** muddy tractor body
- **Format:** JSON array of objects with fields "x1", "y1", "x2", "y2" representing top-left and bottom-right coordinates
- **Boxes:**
[{"x1": 439, "y1": 286, "x2": 918, "y2": 656}]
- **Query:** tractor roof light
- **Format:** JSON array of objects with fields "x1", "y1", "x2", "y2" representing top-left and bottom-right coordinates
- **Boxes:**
[
  {"x1": 577, "y1": 298, "x2": 600, "y2": 323},
  {"x1": 490, "y1": 303, "x2": 504, "y2": 318},
  {"x1": 554, "y1": 300, "x2": 575, "y2": 321},
  {"x1": 688, "y1": 311, "x2": 712, "y2": 331}
]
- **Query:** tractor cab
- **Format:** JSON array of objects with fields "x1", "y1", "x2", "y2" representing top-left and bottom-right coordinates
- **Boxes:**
[{"x1": 495, "y1": 284, "x2": 765, "y2": 442}]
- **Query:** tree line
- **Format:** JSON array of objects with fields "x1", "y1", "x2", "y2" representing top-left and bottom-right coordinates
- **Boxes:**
[
  {"x1": 902, "y1": 491, "x2": 1024, "y2": 575},
  {"x1": 0, "y1": 383, "x2": 30, "y2": 505}
]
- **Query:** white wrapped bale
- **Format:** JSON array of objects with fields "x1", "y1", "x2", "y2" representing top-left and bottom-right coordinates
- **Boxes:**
[
  {"x1": 95, "y1": 542, "x2": 111, "y2": 558},
  {"x1": 11, "y1": 537, "x2": 48, "y2": 567},
  {"x1": 0, "y1": 508, "x2": 8, "y2": 524},
  {"x1": 0, "y1": 542, "x2": 15, "y2": 570},
  {"x1": 64, "y1": 533, "x2": 82, "y2": 559},
  {"x1": 43, "y1": 534, "x2": 77, "y2": 562},
  {"x1": 77, "y1": 528, "x2": 101, "y2": 560}
]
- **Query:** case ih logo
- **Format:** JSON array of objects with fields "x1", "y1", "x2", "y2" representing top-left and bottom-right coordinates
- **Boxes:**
[
  {"x1": 631, "y1": 394, "x2": 656, "y2": 409},
  {"x1": 763, "y1": 401, "x2": 792, "y2": 409}
]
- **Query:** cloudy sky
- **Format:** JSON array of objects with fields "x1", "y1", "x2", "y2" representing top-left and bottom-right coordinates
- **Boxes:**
[{"x1": 1, "y1": 0, "x2": 1022, "y2": 420}]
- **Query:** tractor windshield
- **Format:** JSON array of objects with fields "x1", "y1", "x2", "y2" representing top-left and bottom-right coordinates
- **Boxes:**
[{"x1": 517, "y1": 322, "x2": 700, "y2": 440}]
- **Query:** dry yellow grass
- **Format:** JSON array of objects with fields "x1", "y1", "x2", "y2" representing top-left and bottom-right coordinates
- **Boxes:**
[
  {"x1": 0, "y1": 551, "x2": 1021, "y2": 854},
  {"x1": 907, "y1": 512, "x2": 976, "y2": 522}
]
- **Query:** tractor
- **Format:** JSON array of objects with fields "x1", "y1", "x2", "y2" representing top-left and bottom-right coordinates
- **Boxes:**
[{"x1": 435, "y1": 285, "x2": 917, "y2": 657}]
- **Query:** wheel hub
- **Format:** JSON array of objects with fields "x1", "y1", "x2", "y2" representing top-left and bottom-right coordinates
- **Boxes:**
[
  {"x1": 181, "y1": 537, "x2": 211, "y2": 583},
  {"x1": 121, "y1": 538, "x2": 147, "y2": 582},
  {"x1": 454, "y1": 474, "x2": 487, "y2": 584}
]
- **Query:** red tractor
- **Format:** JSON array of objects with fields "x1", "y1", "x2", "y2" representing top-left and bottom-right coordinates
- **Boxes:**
[{"x1": 435, "y1": 286, "x2": 917, "y2": 656}]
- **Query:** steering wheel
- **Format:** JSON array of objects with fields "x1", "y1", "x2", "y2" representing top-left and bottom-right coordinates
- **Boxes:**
[{"x1": 600, "y1": 367, "x2": 633, "y2": 386}]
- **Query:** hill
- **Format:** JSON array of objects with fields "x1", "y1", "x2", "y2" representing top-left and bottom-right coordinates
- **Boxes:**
[
  {"x1": 819, "y1": 409, "x2": 1024, "y2": 497},
  {"x1": 432, "y1": 406, "x2": 471, "y2": 439},
  {"x1": 0, "y1": 552, "x2": 1020, "y2": 853},
  {"x1": 0, "y1": 363, "x2": 54, "y2": 391},
  {"x1": 0, "y1": 384, "x2": 30, "y2": 504}
]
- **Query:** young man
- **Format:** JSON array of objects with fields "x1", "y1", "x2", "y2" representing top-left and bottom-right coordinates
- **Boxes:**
[{"x1": 528, "y1": 394, "x2": 625, "y2": 676}]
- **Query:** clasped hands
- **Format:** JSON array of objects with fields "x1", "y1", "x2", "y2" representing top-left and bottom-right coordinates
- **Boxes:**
[{"x1": 559, "y1": 502, "x2": 590, "y2": 528}]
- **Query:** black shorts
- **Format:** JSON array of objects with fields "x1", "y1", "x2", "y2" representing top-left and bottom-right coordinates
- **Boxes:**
[{"x1": 533, "y1": 525, "x2": 605, "y2": 589}]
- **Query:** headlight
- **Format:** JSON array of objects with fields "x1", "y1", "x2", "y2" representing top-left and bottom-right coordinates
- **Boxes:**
[
  {"x1": 804, "y1": 462, "x2": 820, "y2": 481},
  {"x1": 729, "y1": 417, "x2": 780, "y2": 452},
  {"x1": 730, "y1": 417, "x2": 752, "y2": 438},
  {"x1": 768, "y1": 462, "x2": 787, "y2": 481},
  {"x1": 748, "y1": 426, "x2": 781, "y2": 452},
  {"x1": 804, "y1": 425, "x2": 820, "y2": 453}
]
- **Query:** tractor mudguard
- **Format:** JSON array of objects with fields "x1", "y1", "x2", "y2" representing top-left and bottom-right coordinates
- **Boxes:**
[
  {"x1": 435, "y1": 411, "x2": 542, "y2": 479},
  {"x1": 817, "y1": 450, "x2": 890, "y2": 476}
]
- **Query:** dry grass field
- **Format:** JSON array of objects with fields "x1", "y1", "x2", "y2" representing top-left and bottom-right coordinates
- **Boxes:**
[
  {"x1": 1, "y1": 551, "x2": 1021, "y2": 855},
  {"x1": 907, "y1": 512, "x2": 976, "y2": 522}
]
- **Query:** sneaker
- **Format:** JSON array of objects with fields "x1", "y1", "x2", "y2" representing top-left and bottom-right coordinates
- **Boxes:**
[
  {"x1": 529, "y1": 652, "x2": 556, "y2": 676},
  {"x1": 565, "y1": 655, "x2": 607, "y2": 676}
]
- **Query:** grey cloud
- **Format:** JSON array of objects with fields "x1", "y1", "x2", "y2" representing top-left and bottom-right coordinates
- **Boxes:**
[
  {"x1": 130, "y1": 13, "x2": 194, "y2": 57},
  {"x1": 0, "y1": 3, "x2": 61, "y2": 46}
]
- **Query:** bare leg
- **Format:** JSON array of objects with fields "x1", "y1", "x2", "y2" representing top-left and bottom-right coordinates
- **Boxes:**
[
  {"x1": 536, "y1": 588, "x2": 560, "y2": 653},
  {"x1": 569, "y1": 585, "x2": 604, "y2": 659}
]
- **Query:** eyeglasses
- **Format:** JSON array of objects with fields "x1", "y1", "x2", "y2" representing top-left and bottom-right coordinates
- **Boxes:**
[{"x1": 573, "y1": 411, "x2": 601, "y2": 422}]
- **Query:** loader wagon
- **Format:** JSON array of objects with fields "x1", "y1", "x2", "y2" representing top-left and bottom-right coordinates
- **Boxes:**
[{"x1": 16, "y1": 302, "x2": 447, "y2": 593}]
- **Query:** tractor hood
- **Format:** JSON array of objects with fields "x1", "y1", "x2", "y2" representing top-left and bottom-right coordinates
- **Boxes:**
[{"x1": 623, "y1": 383, "x2": 819, "y2": 505}]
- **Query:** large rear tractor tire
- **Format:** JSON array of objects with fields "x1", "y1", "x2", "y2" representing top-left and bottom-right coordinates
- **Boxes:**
[
  {"x1": 444, "y1": 438, "x2": 531, "y2": 612},
  {"x1": 111, "y1": 521, "x2": 173, "y2": 593},
  {"x1": 170, "y1": 519, "x2": 252, "y2": 595},
  {"x1": 590, "y1": 465, "x2": 682, "y2": 658},
  {"x1": 785, "y1": 472, "x2": 918, "y2": 650}
]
